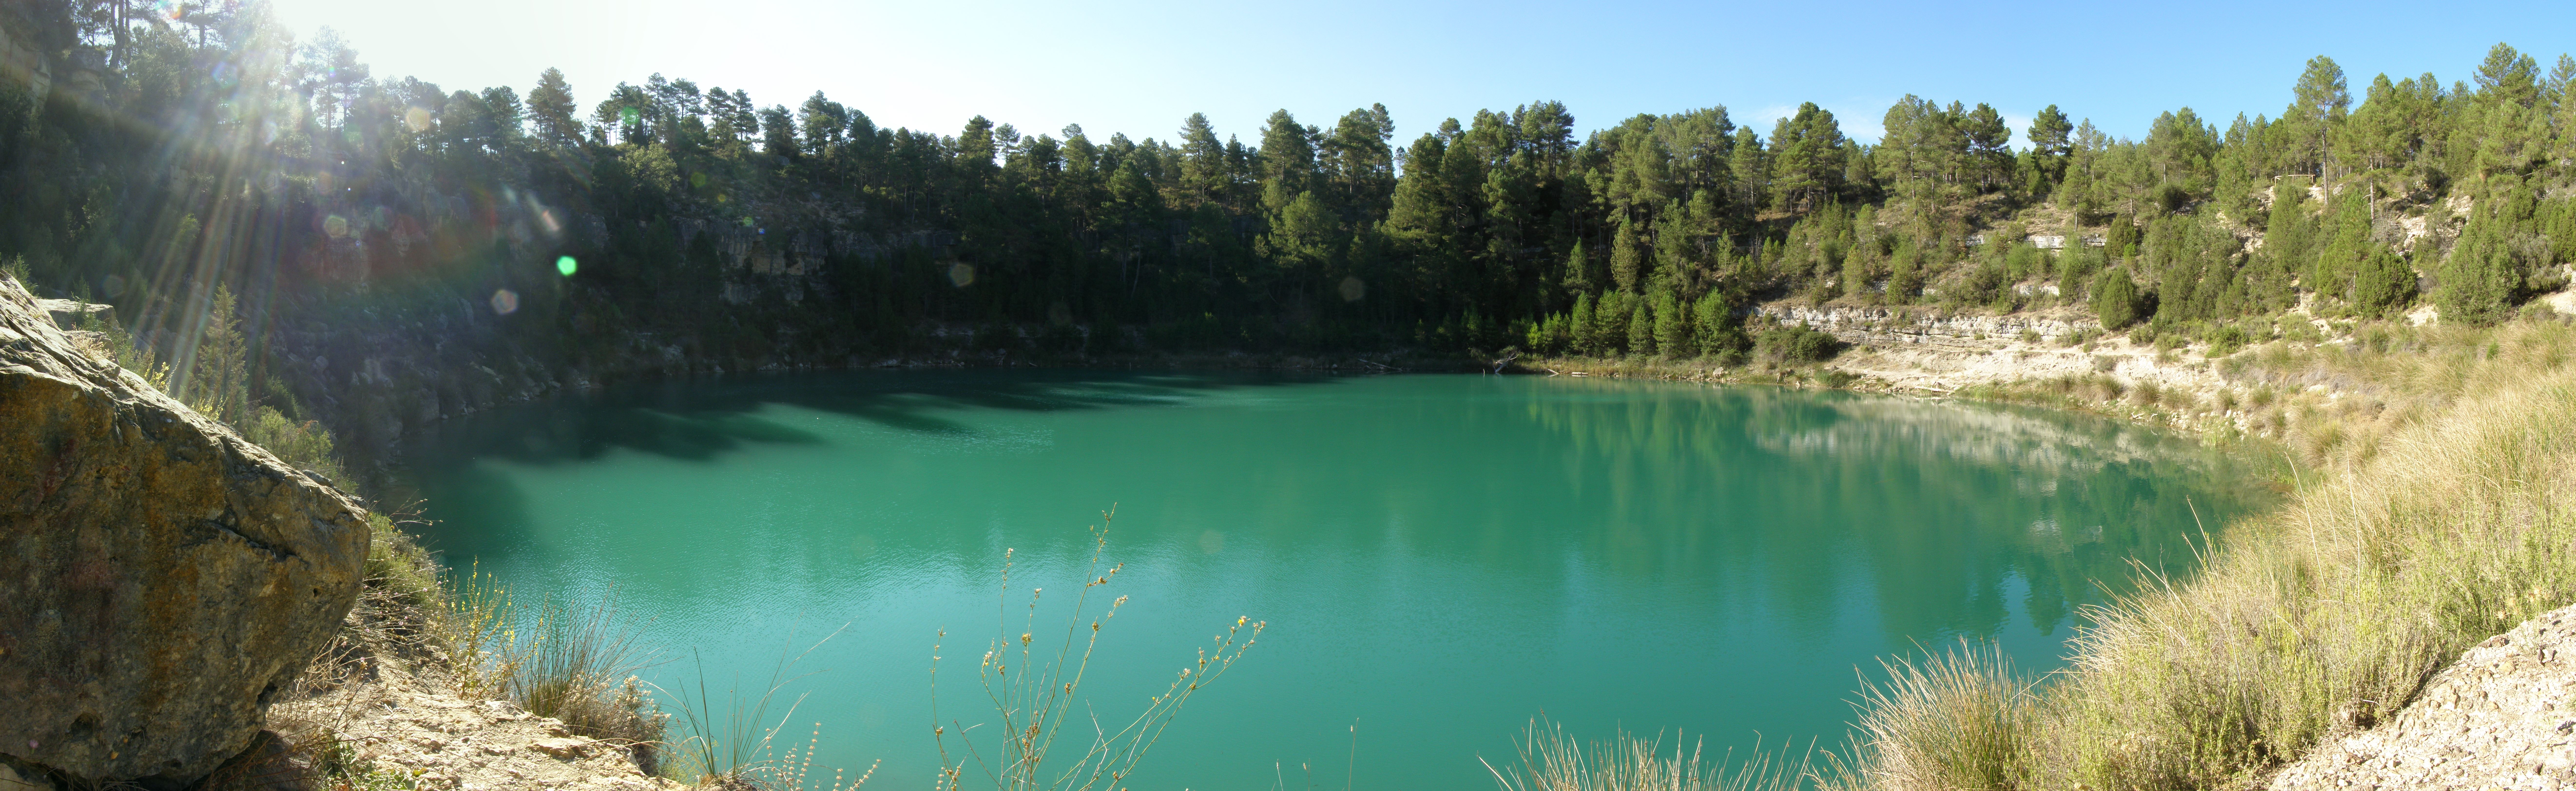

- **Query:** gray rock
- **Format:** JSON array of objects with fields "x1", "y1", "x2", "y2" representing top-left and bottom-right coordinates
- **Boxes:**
[
  {"x1": 2270, "y1": 603, "x2": 2576, "y2": 790},
  {"x1": 30, "y1": 298, "x2": 108, "y2": 330},
  {"x1": 0, "y1": 276, "x2": 368, "y2": 787},
  {"x1": 0, "y1": 757, "x2": 53, "y2": 791}
]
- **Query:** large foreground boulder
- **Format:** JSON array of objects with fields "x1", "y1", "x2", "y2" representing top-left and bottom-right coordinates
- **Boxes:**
[
  {"x1": 0, "y1": 277, "x2": 369, "y2": 787},
  {"x1": 2269, "y1": 602, "x2": 2576, "y2": 790}
]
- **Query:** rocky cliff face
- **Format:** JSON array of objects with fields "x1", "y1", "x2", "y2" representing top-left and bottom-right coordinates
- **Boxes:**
[
  {"x1": 1754, "y1": 303, "x2": 2103, "y2": 352},
  {"x1": 0, "y1": 276, "x2": 370, "y2": 788}
]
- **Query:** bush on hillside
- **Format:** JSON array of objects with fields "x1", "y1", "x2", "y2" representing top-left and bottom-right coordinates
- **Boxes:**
[
  {"x1": 1755, "y1": 323, "x2": 1843, "y2": 364},
  {"x1": 2094, "y1": 267, "x2": 2145, "y2": 330},
  {"x1": 2351, "y1": 248, "x2": 2418, "y2": 319},
  {"x1": 2206, "y1": 323, "x2": 2251, "y2": 357}
]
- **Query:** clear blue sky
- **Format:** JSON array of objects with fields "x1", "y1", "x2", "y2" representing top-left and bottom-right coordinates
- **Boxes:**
[{"x1": 260, "y1": 0, "x2": 2576, "y2": 151}]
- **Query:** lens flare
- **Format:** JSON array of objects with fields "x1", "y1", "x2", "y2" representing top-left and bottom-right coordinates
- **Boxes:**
[
  {"x1": 946, "y1": 262, "x2": 975, "y2": 287},
  {"x1": 556, "y1": 256, "x2": 578, "y2": 277},
  {"x1": 323, "y1": 215, "x2": 348, "y2": 238},
  {"x1": 489, "y1": 289, "x2": 519, "y2": 315},
  {"x1": 1339, "y1": 276, "x2": 1367, "y2": 302}
]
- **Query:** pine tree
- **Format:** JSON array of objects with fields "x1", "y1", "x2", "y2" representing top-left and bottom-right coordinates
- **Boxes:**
[
  {"x1": 761, "y1": 105, "x2": 799, "y2": 159},
  {"x1": 1322, "y1": 104, "x2": 1397, "y2": 222},
  {"x1": 527, "y1": 67, "x2": 581, "y2": 148},
  {"x1": 2548, "y1": 54, "x2": 2576, "y2": 107},
  {"x1": 1840, "y1": 245, "x2": 1871, "y2": 299},
  {"x1": 1652, "y1": 287, "x2": 1688, "y2": 357},
  {"x1": 479, "y1": 87, "x2": 524, "y2": 147},
  {"x1": 2094, "y1": 266, "x2": 2143, "y2": 330},
  {"x1": 2285, "y1": 56, "x2": 2350, "y2": 178},
  {"x1": 726, "y1": 89, "x2": 758, "y2": 145},
  {"x1": 1562, "y1": 240, "x2": 1593, "y2": 293},
  {"x1": 2475, "y1": 43, "x2": 2543, "y2": 108},
  {"x1": 1569, "y1": 292, "x2": 1596, "y2": 353},
  {"x1": 1595, "y1": 292, "x2": 1631, "y2": 355},
  {"x1": 2439, "y1": 211, "x2": 2521, "y2": 325},
  {"x1": 175, "y1": 283, "x2": 249, "y2": 425},
  {"x1": 1258, "y1": 109, "x2": 1317, "y2": 210},
  {"x1": 1727, "y1": 126, "x2": 1767, "y2": 213},
  {"x1": 2309, "y1": 190, "x2": 2372, "y2": 305},
  {"x1": 2026, "y1": 105, "x2": 2074, "y2": 184},
  {"x1": 2056, "y1": 247, "x2": 2099, "y2": 303},
  {"x1": 2350, "y1": 247, "x2": 2417, "y2": 318},
  {"x1": 1610, "y1": 219, "x2": 1642, "y2": 292},
  {"x1": 1888, "y1": 239, "x2": 1921, "y2": 304},
  {"x1": 1962, "y1": 103, "x2": 2013, "y2": 192},
  {"x1": 1258, "y1": 191, "x2": 1336, "y2": 280},
  {"x1": 1178, "y1": 113, "x2": 1226, "y2": 205},
  {"x1": 1692, "y1": 290, "x2": 1738, "y2": 357},
  {"x1": 799, "y1": 92, "x2": 849, "y2": 156},
  {"x1": 1766, "y1": 103, "x2": 1846, "y2": 213},
  {"x1": 1627, "y1": 297, "x2": 1656, "y2": 356}
]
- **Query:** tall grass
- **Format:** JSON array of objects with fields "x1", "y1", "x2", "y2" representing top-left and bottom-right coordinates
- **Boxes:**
[
  {"x1": 445, "y1": 561, "x2": 520, "y2": 700},
  {"x1": 1839, "y1": 317, "x2": 2576, "y2": 790},
  {"x1": 1833, "y1": 643, "x2": 2039, "y2": 791},
  {"x1": 771, "y1": 724, "x2": 880, "y2": 791},
  {"x1": 444, "y1": 569, "x2": 669, "y2": 768},
  {"x1": 1482, "y1": 719, "x2": 1812, "y2": 791},
  {"x1": 663, "y1": 629, "x2": 842, "y2": 788},
  {"x1": 508, "y1": 596, "x2": 663, "y2": 744},
  {"x1": 931, "y1": 511, "x2": 1264, "y2": 791}
]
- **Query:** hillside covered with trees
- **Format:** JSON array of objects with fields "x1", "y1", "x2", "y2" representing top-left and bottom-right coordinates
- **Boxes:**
[{"x1": 7, "y1": 0, "x2": 2576, "y2": 434}]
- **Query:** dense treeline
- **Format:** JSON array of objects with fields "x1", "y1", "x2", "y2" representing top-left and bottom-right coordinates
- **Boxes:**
[{"x1": 9, "y1": 0, "x2": 2576, "y2": 387}]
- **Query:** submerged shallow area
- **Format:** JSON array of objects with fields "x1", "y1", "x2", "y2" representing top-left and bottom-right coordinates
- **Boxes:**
[{"x1": 399, "y1": 370, "x2": 2274, "y2": 789}]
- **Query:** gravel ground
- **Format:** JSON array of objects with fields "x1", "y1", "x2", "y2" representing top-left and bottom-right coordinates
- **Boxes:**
[{"x1": 273, "y1": 668, "x2": 679, "y2": 791}]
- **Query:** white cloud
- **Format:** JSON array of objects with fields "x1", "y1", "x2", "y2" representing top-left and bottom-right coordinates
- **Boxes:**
[
  {"x1": 2003, "y1": 112, "x2": 2036, "y2": 151},
  {"x1": 1747, "y1": 98, "x2": 1891, "y2": 144}
]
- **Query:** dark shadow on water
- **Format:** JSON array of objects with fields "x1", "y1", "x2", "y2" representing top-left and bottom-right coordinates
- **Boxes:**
[
  {"x1": 394, "y1": 369, "x2": 1351, "y2": 561},
  {"x1": 400, "y1": 372, "x2": 2278, "y2": 653},
  {"x1": 411, "y1": 368, "x2": 1350, "y2": 467}
]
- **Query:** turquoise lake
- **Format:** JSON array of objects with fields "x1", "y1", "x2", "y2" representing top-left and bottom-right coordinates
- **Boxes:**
[{"x1": 398, "y1": 371, "x2": 2275, "y2": 789}]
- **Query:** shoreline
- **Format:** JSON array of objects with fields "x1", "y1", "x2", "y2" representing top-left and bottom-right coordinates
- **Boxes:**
[{"x1": 22, "y1": 267, "x2": 2571, "y2": 789}]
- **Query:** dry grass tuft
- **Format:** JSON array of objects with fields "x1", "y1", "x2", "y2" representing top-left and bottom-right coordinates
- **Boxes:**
[
  {"x1": 448, "y1": 577, "x2": 669, "y2": 771},
  {"x1": 1834, "y1": 643, "x2": 2039, "y2": 791},
  {"x1": 506, "y1": 596, "x2": 664, "y2": 746},
  {"x1": 1483, "y1": 718, "x2": 1810, "y2": 791},
  {"x1": 664, "y1": 630, "x2": 844, "y2": 789}
]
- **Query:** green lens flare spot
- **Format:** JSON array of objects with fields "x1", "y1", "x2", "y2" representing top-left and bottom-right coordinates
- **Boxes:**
[{"x1": 556, "y1": 256, "x2": 578, "y2": 277}]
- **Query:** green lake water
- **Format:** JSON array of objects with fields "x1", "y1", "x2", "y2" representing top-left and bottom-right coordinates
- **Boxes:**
[{"x1": 399, "y1": 371, "x2": 2274, "y2": 790}]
